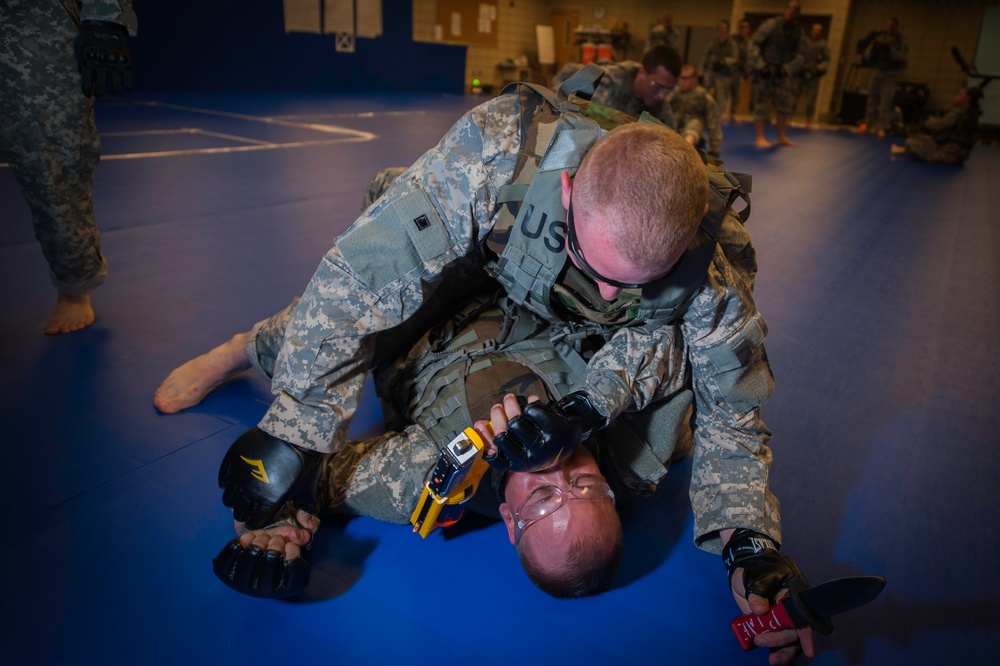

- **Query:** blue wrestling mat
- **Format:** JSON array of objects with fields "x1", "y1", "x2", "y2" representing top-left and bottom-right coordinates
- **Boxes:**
[{"x1": 2, "y1": 92, "x2": 997, "y2": 665}]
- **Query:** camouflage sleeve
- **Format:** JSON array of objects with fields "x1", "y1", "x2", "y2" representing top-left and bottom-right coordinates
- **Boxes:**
[
  {"x1": 922, "y1": 106, "x2": 962, "y2": 134},
  {"x1": 681, "y1": 228, "x2": 780, "y2": 555},
  {"x1": 891, "y1": 36, "x2": 908, "y2": 69},
  {"x1": 747, "y1": 19, "x2": 775, "y2": 72},
  {"x1": 80, "y1": 0, "x2": 137, "y2": 34},
  {"x1": 259, "y1": 95, "x2": 521, "y2": 454},
  {"x1": 574, "y1": 323, "x2": 691, "y2": 424}
]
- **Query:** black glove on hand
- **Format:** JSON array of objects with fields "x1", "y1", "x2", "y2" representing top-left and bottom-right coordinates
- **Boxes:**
[
  {"x1": 485, "y1": 392, "x2": 604, "y2": 473},
  {"x1": 723, "y1": 528, "x2": 807, "y2": 600},
  {"x1": 213, "y1": 538, "x2": 310, "y2": 599},
  {"x1": 75, "y1": 20, "x2": 132, "y2": 97},
  {"x1": 218, "y1": 427, "x2": 324, "y2": 530}
]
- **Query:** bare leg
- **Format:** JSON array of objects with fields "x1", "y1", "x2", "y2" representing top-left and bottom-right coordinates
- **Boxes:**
[
  {"x1": 154, "y1": 332, "x2": 253, "y2": 413},
  {"x1": 44, "y1": 291, "x2": 95, "y2": 335},
  {"x1": 754, "y1": 118, "x2": 771, "y2": 148},
  {"x1": 775, "y1": 116, "x2": 796, "y2": 147}
]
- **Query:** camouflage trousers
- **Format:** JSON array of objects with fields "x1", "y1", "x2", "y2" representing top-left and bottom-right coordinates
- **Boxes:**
[
  {"x1": 797, "y1": 76, "x2": 822, "y2": 119},
  {"x1": 751, "y1": 72, "x2": 797, "y2": 118},
  {"x1": 866, "y1": 69, "x2": 898, "y2": 131},
  {"x1": 704, "y1": 71, "x2": 734, "y2": 123},
  {"x1": 0, "y1": 0, "x2": 107, "y2": 294},
  {"x1": 904, "y1": 135, "x2": 969, "y2": 166}
]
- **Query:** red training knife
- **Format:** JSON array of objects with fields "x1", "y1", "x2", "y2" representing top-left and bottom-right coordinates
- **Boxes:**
[{"x1": 731, "y1": 575, "x2": 886, "y2": 650}]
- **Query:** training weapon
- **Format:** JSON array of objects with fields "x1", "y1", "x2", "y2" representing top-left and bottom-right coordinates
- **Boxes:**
[
  {"x1": 410, "y1": 427, "x2": 491, "y2": 537},
  {"x1": 731, "y1": 575, "x2": 886, "y2": 650}
]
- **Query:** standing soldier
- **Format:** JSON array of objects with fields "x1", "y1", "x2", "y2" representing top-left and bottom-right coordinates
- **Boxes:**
[
  {"x1": 798, "y1": 23, "x2": 830, "y2": 128},
  {"x1": 859, "y1": 17, "x2": 908, "y2": 138},
  {"x1": 701, "y1": 20, "x2": 741, "y2": 125},
  {"x1": 730, "y1": 19, "x2": 754, "y2": 123},
  {"x1": 0, "y1": 0, "x2": 137, "y2": 334},
  {"x1": 748, "y1": 1, "x2": 808, "y2": 148}
]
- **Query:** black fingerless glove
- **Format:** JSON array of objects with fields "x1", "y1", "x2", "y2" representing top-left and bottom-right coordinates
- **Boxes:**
[
  {"x1": 75, "y1": 20, "x2": 132, "y2": 97},
  {"x1": 485, "y1": 392, "x2": 605, "y2": 473},
  {"x1": 723, "y1": 528, "x2": 807, "y2": 601},
  {"x1": 218, "y1": 427, "x2": 324, "y2": 530},
  {"x1": 213, "y1": 537, "x2": 311, "y2": 599}
]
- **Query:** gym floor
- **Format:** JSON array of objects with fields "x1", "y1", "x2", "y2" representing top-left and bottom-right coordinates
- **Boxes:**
[{"x1": 2, "y1": 92, "x2": 997, "y2": 665}]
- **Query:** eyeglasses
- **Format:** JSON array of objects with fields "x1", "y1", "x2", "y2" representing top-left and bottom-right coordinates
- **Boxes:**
[
  {"x1": 513, "y1": 474, "x2": 615, "y2": 544},
  {"x1": 566, "y1": 196, "x2": 665, "y2": 290},
  {"x1": 648, "y1": 78, "x2": 674, "y2": 94}
]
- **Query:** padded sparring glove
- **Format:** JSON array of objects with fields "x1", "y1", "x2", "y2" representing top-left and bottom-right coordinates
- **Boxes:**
[
  {"x1": 485, "y1": 392, "x2": 605, "y2": 473},
  {"x1": 723, "y1": 528, "x2": 807, "y2": 601},
  {"x1": 218, "y1": 427, "x2": 324, "y2": 530},
  {"x1": 75, "y1": 20, "x2": 132, "y2": 97},
  {"x1": 213, "y1": 536, "x2": 310, "y2": 599}
]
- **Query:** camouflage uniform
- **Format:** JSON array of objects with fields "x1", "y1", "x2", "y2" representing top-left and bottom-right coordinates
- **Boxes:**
[
  {"x1": 701, "y1": 37, "x2": 741, "y2": 123},
  {"x1": 748, "y1": 15, "x2": 807, "y2": 119},
  {"x1": 551, "y1": 61, "x2": 675, "y2": 129},
  {"x1": 668, "y1": 86, "x2": 723, "y2": 157},
  {"x1": 647, "y1": 23, "x2": 682, "y2": 53},
  {"x1": 730, "y1": 32, "x2": 751, "y2": 117},
  {"x1": 249, "y1": 91, "x2": 780, "y2": 553},
  {"x1": 903, "y1": 105, "x2": 979, "y2": 166},
  {"x1": 0, "y1": 0, "x2": 137, "y2": 294},
  {"x1": 798, "y1": 38, "x2": 830, "y2": 119},
  {"x1": 862, "y1": 29, "x2": 908, "y2": 133}
]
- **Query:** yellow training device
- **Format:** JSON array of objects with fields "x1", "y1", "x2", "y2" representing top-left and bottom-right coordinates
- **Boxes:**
[{"x1": 410, "y1": 427, "x2": 491, "y2": 538}]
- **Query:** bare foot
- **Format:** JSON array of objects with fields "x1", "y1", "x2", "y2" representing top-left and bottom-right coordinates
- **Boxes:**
[
  {"x1": 45, "y1": 292, "x2": 95, "y2": 335},
  {"x1": 154, "y1": 332, "x2": 253, "y2": 413},
  {"x1": 890, "y1": 144, "x2": 906, "y2": 155},
  {"x1": 776, "y1": 136, "x2": 797, "y2": 147},
  {"x1": 755, "y1": 138, "x2": 772, "y2": 148},
  {"x1": 876, "y1": 129, "x2": 886, "y2": 139}
]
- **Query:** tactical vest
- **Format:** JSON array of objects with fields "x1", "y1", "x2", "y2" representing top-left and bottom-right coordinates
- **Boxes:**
[
  {"x1": 485, "y1": 64, "x2": 751, "y2": 332},
  {"x1": 375, "y1": 65, "x2": 755, "y2": 496}
]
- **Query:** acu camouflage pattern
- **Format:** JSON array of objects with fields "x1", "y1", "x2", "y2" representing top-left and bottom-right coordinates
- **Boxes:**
[
  {"x1": 0, "y1": 0, "x2": 136, "y2": 294},
  {"x1": 748, "y1": 15, "x2": 807, "y2": 119},
  {"x1": 904, "y1": 106, "x2": 979, "y2": 165},
  {"x1": 798, "y1": 38, "x2": 830, "y2": 118},
  {"x1": 668, "y1": 86, "x2": 723, "y2": 157},
  {"x1": 701, "y1": 37, "x2": 741, "y2": 121},
  {"x1": 551, "y1": 61, "x2": 675, "y2": 129},
  {"x1": 257, "y1": 89, "x2": 780, "y2": 551}
]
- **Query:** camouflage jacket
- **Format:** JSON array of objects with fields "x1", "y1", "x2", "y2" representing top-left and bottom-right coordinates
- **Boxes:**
[
  {"x1": 551, "y1": 61, "x2": 675, "y2": 129},
  {"x1": 702, "y1": 37, "x2": 741, "y2": 76},
  {"x1": 262, "y1": 93, "x2": 780, "y2": 553},
  {"x1": 803, "y1": 39, "x2": 830, "y2": 79},
  {"x1": 748, "y1": 15, "x2": 807, "y2": 75}
]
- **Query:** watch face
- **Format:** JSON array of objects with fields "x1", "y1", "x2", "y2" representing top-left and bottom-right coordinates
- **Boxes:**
[{"x1": 594, "y1": 6, "x2": 606, "y2": 19}]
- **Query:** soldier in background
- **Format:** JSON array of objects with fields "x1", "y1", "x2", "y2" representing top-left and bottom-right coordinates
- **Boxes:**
[
  {"x1": 0, "y1": 0, "x2": 136, "y2": 334},
  {"x1": 747, "y1": 1, "x2": 808, "y2": 148},
  {"x1": 551, "y1": 45, "x2": 681, "y2": 129},
  {"x1": 890, "y1": 86, "x2": 982, "y2": 165},
  {"x1": 647, "y1": 14, "x2": 682, "y2": 53},
  {"x1": 669, "y1": 64, "x2": 723, "y2": 158},
  {"x1": 701, "y1": 20, "x2": 741, "y2": 125},
  {"x1": 859, "y1": 17, "x2": 908, "y2": 138},
  {"x1": 798, "y1": 23, "x2": 830, "y2": 128},
  {"x1": 730, "y1": 19, "x2": 754, "y2": 123}
]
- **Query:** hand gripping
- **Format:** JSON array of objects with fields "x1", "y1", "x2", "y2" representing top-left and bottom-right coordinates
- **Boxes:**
[
  {"x1": 218, "y1": 427, "x2": 324, "y2": 530},
  {"x1": 723, "y1": 528, "x2": 807, "y2": 602},
  {"x1": 485, "y1": 392, "x2": 604, "y2": 473},
  {"x1": 75, "y1": 20, "x2": 132, "y2": 96},
  {"x1": 212, "y1": 539, "x2": 310, "y2": 599}
]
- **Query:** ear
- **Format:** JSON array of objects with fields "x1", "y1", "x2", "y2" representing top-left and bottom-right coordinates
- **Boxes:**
[
  {"x1": 498, "y1": 503, "x2": 517, "y2": 545},
  {"x1": 560, "y1": 170, "x2": 573, "y2": 211}
]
